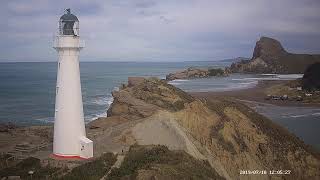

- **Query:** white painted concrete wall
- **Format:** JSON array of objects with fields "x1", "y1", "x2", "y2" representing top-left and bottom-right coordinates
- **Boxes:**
[{"x1": 53, "y1": 35, "x2": 93, "y2": 159}]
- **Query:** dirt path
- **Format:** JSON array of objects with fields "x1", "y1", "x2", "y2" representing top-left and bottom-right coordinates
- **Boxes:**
[
  {"x1": 100, "y1": 154, "x2": 125, "y2": 180},
  {"x1": 132, "y1": 111, "x2": 205, "y2": 160}
]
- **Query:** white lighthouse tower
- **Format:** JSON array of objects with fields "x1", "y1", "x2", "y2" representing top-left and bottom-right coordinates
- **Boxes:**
[{"x1": 53, "y1": 9, "x2": 93, "y2": 159}]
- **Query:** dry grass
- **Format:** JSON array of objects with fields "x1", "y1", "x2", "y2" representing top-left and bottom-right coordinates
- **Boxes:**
[{"x1": 108, "y1": 145, "x2": 224, "y2": 180}]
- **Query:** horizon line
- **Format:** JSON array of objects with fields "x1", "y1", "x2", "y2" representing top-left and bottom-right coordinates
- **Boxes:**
[{"x1": 0, "y1": 57, "x2": 249, "y2": 63}]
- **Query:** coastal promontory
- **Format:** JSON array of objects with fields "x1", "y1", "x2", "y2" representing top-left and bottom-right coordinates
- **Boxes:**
[
  {"x1": 104, "y1": 77, "x2": 320, "y2": 179},
  {"x1": 1, "y1": 77, "x2": 320, "y2": 179},
  {"x1": 228, "y1": 36, "x2": 320, "y2": 74}
]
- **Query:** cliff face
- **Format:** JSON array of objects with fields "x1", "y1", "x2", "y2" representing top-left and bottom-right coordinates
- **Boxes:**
[
  {"x1": 229, "y1": 37, "x2": 320, "y2": 74},
  {"x1": 106, "y1": 77, "x2": 320, "y2": 180}
]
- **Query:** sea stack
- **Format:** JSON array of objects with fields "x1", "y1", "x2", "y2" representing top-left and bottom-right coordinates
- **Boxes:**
[{"x1": 52, "y1": 9, "x2": 93, "y2": 159}]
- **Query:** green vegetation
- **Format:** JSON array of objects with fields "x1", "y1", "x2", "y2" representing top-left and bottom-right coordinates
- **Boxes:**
[
  {"x1": 60, "y1": 152, "x2": 116, "y2": 180},
  {"x1": 0, "y1": 157, "x2": 60, "y2": 180},
  {"x1": 302, "y1": 62, "x2": 320, "y2": 91},
  {"x1": 108, "y1": 145, "x2": 224, "y2": 180},
  {"x1": 266, "y1": 79, "x2": 320, "y2": 103},
  {"x1": 0, "y1": 154, "x2": 13, "y2": 169},
  {"x1": 0, "y1": 153, "x2": 117, "y2": 180},
  {"x1": 208, "y1": 68, "x2": 226, "y2": 76}
]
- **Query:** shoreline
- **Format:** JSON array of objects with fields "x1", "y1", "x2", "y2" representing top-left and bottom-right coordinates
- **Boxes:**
[
  {"x1": 191, "y1": 80, "x2": 320, "y2": 108},
  {"x1": 1, "y1": 77, "x2": 319, "y2": 179}
]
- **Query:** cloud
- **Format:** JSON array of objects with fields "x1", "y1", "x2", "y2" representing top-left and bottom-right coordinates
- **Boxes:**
[{"x1": 1, "y1": 0, "x2": 320, "y2": 62}]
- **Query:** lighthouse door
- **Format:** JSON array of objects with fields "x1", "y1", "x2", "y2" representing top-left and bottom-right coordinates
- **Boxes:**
[{"x1": 79, "y1": 136, "x2": 93, "y2": 158}]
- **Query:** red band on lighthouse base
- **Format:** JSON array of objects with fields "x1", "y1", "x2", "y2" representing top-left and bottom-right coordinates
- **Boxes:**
[{"x1": 51, "y1": 154, "x2": 89, "y2": 160}]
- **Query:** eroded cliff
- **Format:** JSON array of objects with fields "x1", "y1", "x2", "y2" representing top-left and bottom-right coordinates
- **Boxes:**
[{"x1": 105, "y1": 77, "x2": 320, "y2": 180}]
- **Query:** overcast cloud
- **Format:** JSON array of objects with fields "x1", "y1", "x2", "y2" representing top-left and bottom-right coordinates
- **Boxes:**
[{"x1": 1, "y1": 0, "x2": 320, "y2": 62}]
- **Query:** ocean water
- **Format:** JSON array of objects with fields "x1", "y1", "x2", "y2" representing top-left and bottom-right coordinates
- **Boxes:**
[
  {"x1": 169, "y1": 73, "x2": 303, "y2": 92},
  {"x1": 0, "y1": 61, "x2": 318, "y2": 149},
  {"x1": 246, "y1": 101, "x2": 320, "y2": 150},
  {"x1": 0, "y1": 61, "x2": 231, "y2": 125}
]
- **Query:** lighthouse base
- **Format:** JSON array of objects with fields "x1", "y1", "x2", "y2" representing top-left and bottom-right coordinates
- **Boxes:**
[
  {"x1": 53, "y1": 136, "x2": 93, "y2": 160},
  {"x1": 79, "y1": 136, "x2": 94, "y2": 158},
  {"x1": 51, "y1": 154, "x2": 89, "y2": 160}
]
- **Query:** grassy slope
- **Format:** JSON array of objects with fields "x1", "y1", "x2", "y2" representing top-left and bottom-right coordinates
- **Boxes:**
[
  {"x1": 108, "y1": 145, "x2": 224, "y2": 180},
  {"x1": 0, "y1": 153, "x2": 117, "y2": 180},
  {"x1": 60, "y1": 153, "x2": 117, "y2": 180},
  {"x1": 0, "y1": 157, "x2": 60, "y2": 179}
]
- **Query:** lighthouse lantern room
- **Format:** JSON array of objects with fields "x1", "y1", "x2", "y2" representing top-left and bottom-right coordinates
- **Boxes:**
[{"x1": 53, "y1": 9, "x2": 93, "y2": 159}]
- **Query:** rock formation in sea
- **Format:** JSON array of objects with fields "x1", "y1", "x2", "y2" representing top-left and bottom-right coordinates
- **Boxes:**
[
  {"x1": 228, "y1": 36, "x2": 320, "y2": 74},
  {"x1": 166, "y1": 67, "x2": 228, "y2": 81}
]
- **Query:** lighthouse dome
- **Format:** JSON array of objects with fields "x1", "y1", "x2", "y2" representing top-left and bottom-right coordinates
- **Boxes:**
[
  {"x1": 59, "y1": 9, "x2": 79, "y2": 36},
  {"x1": 60, "y1": 9, "x2": 78, "y2": 22}
]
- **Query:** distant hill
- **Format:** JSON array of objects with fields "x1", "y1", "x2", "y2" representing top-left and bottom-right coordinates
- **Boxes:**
[{"x1": 228, "y1": 37, "x2": 320, "y2": 74}]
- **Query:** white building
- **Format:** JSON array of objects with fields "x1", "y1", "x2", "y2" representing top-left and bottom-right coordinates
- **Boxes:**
[{"x1": 52, "y1": 9, "x2": 93, "y2": 159}]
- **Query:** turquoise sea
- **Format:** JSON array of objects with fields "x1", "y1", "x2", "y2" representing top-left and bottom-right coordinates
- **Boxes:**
[{"x1": 0, "y1": 61, "x2": 319, "y2": 149}]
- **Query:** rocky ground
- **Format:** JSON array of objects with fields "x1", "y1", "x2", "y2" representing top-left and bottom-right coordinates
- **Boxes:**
[{"x1": 1, "y1": 77, "x2": 320, "y2": 180}]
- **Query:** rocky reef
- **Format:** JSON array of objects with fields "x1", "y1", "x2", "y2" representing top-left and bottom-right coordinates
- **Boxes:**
[
  {"x1": 105, "y1": 77, "x2": 320, "y2": 180},
  {"x1": 166, "y1": 67, "x2": 228, "y2": 81},
  {"x1": 228, "y1": 37, "x2": 320, "y2": 74}
]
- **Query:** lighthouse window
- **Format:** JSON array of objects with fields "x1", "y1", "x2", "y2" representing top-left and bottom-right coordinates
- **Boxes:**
[
  {"x1": 56, "y1": 87, "x2": 59, "y2": 95},
  {"x1": 58, "y1": 62, "x2": 61, "y2": 69}
]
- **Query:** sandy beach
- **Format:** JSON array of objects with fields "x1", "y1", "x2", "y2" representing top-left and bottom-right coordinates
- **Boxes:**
[{"x1": 191, "y1": 80, "x2": 320, "y2": 107}]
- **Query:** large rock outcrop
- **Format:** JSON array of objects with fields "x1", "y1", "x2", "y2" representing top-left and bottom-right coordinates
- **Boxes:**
[
  {"x1": 229, "y1": 37, "x2": 320, "y2": 74},
  {"x1": 166, "y1": 67, "x2": 228, "y2": 81},
  {"x1": 106, "y1": 77, "x2": 320, "y2": 180},
  {"x1": 166, "y1": 67, "x2": 209, "y2": 81},
  {"x1": 107, "y1": 77, "x2": 194, "y2": 119}
]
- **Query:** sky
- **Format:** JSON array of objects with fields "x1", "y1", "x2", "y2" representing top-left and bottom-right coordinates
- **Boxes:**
[{"x1": 1, "y1": 0, "x2": 320, "y2": 62}]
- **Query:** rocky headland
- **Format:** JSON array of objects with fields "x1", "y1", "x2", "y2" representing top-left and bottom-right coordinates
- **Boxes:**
[
  {"x1": 104, "y1": 77, "x2": 320, "y2": 179},
  {"x1": 1, "y1": 77, "x2": 320, "y2": 179},
  {"x1": 228, "y1": 37, "x2": 320, "y2": 74},
  {"x1": 166, "y1": 36, "x2": 320, "y2": 81}
]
